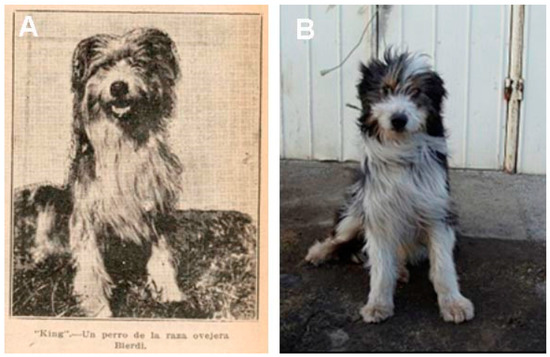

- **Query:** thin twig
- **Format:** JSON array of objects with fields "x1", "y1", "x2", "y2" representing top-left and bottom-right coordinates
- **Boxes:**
[
  {"x1": 346, "y1": 103, "x2": 362, "y2": 111},
  {"x1": 320, "y1": 9, "x2": 379, "y2": 76}
]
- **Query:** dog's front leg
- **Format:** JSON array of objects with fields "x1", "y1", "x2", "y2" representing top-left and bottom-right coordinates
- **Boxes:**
[
  {"x1": 70, "y1": 211, "x2": 113, "y2": 318},
  {"x1": 147, "y1": 234, "x2": 184, "y2": 302},
  {"x1": 427, "y1": 222, "x2": 474, "y2": 323},
  {"x1": 360, "y1": 232, "x2": 397, "y2": 323}
]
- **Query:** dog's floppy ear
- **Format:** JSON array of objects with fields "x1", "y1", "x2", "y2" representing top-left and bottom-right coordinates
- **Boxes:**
[
  {"x1": 71, "y1": 34, "x2": 112, "y2": 95},
  {"x1": 423, "y1": 71, "x2": 447, "y2": 114},
  {"x1": 423, "y1": 71, "x2": 447, "y2": 138},
  {"x1": 357, "y1": 59, "x2": 385, "y2": 111},
  {"x1": 127, "y1": 28, "x2": 180, "y2": 82}
]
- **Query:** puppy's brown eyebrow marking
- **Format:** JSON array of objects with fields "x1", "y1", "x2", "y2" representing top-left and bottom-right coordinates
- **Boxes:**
[{"x1": 382, "y1": 78, "x2": 398, "y2": 92}]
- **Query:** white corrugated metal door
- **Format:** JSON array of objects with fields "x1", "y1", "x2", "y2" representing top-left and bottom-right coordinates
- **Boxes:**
[{"x1": 280, "y1": 5, "x2": 545, "y2": 174}]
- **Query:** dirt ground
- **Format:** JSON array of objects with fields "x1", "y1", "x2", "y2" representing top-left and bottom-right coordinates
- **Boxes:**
[{"x1": 280, "y1": 160, "x2": 546, "y2": 352}]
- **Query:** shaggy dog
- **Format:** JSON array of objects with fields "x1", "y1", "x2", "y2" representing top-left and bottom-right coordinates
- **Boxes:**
[
  {"x1": 31, "y1": 28, "x2": 184, "y2": 317},
  {"x1": 305, "y1": 50, "x2": 474, "y2": 324}
]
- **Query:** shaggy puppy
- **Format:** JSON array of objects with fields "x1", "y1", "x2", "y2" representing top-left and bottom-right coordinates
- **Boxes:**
[
  {"x1": 32, "y1": 28, "x2": 184, "y2": 317},
  {"x1": 305, "y1": 50, "x2": 474, "y2": 324}
]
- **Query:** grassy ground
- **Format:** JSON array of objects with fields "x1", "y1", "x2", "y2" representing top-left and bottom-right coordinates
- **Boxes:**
[{"x1": 12, "y1": 187, "x2": 257, "y2": 319}]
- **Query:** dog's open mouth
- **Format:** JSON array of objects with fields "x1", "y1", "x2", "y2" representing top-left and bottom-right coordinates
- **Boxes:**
[{"x1": 110, "y1": 101, "x2": 132, "y2": 119}]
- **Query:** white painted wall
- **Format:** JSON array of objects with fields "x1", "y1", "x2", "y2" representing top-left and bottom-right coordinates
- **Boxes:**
[
  {"x1": 281, "y1": 5, "x2": 375, "y2": 161},
  {"x1": 281, "y1": 5, "x2": 546, "y2": 174},
  {"x1": 517, "y1": 5, "x2": 546, "y2": 174},
  {"x1": 380, "y1": 5, "x2": 510, "y2": 170}
]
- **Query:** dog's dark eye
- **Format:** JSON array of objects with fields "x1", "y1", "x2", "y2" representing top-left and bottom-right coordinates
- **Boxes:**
[
  {"x1": 380, "y1": 86, "x2": 391, "y2": 96},
  {"x1": 102, "y1": 58, "x2": 116, "y2": 69},
  {"x1": 88, "y1": 64, "x2": 103, "y2": 78},
  {"x1": 410, "y1": 88, "x2": 421, "y2": 97},
  {"x1": 130, "y1": 57, "x2": 147, "y2": 68}
]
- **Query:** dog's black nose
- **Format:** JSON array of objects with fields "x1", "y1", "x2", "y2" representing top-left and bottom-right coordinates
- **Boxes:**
[
  {"x1": 391, "y1": 113, "x2": 408, "y2": 132},
  {"x1": 110, "y1": 81, "x2": 129, "y2": 98}
]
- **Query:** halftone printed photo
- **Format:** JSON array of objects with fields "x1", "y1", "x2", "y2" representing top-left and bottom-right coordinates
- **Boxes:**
[{"x1": 5, "y1": 4, "x2": 267, "y2": 353}]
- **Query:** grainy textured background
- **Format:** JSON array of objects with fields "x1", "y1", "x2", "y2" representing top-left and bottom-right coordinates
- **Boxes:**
[{"x1": 12, "y1": 11, "x2": 262, "y2": 219}]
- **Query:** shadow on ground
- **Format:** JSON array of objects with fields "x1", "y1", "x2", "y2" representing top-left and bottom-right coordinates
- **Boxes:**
[
  {"x1": 12, "y1": 187, "x2": 257, "y2": 320},
  {"x1": 281, "y1": 160, "x2": 546, "y2": 352}
]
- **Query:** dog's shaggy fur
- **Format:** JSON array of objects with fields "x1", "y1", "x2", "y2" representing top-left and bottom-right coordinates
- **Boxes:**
[
  {"x1": 305, "y1": 50, "x2": 474, "y2": 324},
  {"x1": 32, "y1": 28, "x2": 184, "y2": 317}
]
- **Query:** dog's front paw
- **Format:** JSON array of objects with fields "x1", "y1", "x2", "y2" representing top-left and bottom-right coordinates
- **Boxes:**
[
  {"x1": 73, "y1": 272, "x2": 113, "y2": 318},
  {"x1": 148, "y1": 278, "x2": 185, "y2": 303},
  {"x1": 159, "y1": 286, "x2": 186, "y2": 303},
  {"x1": 439, "y1": 294, "x2": 474, "y2": 323},
  {"x1": 305, "y1": 240, "x2": 332, "y2": 265},
  {"x1": 79, "y1": 296, "x2": 112, "y2": 318},
  {"x1": 360, "y1": 302, "x2": 394, "y2": 323}
]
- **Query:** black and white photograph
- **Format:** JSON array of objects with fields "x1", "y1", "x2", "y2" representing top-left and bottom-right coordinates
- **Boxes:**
[{"x1": 6, "y1": 4, "x2": 267, "y2": 353}]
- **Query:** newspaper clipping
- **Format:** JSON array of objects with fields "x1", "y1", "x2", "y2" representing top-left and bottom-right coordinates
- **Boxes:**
[{"x1": 5, "y1": 5, "x2": 268, "y2": 353}]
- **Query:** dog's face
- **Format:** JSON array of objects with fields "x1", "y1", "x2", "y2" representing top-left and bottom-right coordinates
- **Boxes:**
[
  {"x1": 357, "y1": 50, "x2": 447, "y2": 142},
  {"x1": 72, "y1": 28, "x2": 179, "y2": 142}
]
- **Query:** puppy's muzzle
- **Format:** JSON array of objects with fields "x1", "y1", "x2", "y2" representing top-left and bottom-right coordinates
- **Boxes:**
[
  {"x1": 390, "y1": 113, "x2": 407, "y2": 132},
  {"x1": 109, "y1": 81, "x2": 132, "y2": 119}
]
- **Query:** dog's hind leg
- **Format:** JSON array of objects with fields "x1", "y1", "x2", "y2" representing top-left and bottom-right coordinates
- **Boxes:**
[
  {"x1": 305, "y1": 203, "x2": 364, "y2": 265},
  {"x1": 147, "y1": 235, "x2": 184, "y2": 302},
  {"x1": 396, "y1": 244, "x2": 410, "y2": 283},
  {"x1": 70, "y1": 210, "x2": 113, "y2": 318},
  {"x1": 427, "y1": 222, "x2": 474, "y2": 323},
  {"x1": 29, "y1": 185, "x2": 72, "y2": 262},
  {"x1": 31, "y1": 203, "x2": 57, "y2": 262},
  {"x1": 396, "y1": 241, "x2": 428, "y2": 283}
]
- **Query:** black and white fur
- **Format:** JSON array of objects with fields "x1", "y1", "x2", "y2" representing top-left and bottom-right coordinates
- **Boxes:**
[
  {"x1": 32, "y1": 28, "x2": 184, "y2": 317},
  {"x1": 305, "y1": 50, "x2": 474, "y2": 324}
]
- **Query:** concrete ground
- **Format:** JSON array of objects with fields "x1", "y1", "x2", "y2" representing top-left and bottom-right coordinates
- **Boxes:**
[{"x1": 280, "y1": 159, "x2": 546, "y2": 352}]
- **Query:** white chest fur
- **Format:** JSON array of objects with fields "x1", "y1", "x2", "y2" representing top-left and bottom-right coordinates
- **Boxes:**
[
  {"x1": 362, "y1": 134, "x2": 450, "y2": 241},
  {"x1": 74, "y1": 118, "x2": 180, "y2": 243}
]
